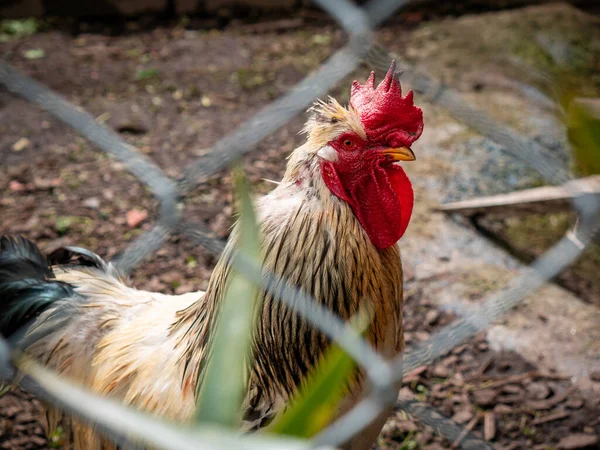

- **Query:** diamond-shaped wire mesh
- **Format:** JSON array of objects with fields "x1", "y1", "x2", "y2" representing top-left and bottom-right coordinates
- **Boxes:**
[{"x1": 1, "y1": 0, "x2": 599, "y2": 449}]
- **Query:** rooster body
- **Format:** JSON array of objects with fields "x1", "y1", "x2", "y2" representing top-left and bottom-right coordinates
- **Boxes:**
[{"x1": 0, "y1": 62, "x2": 423, "y2": 450}]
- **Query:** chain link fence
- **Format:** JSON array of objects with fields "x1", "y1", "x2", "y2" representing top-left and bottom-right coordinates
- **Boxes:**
[{"x1": 1, "y1": 0, "x2": 599, "y2": 449}]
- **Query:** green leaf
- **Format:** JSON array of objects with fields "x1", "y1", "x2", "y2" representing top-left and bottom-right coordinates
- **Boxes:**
[
  {"x1": 267, "y1": 312, "x2": 369, "y2": 438},
  {"x1": 134, "y1": 68, "x2": 159, "y2": 81},
  {"x1": 1, "y1": 18, "x2": 42, "y2": 37},
  {"x1": 54, "y1": 216, "x2": 72, "y2": 235},
  {"x1": 186, "y1": 256, "x2": 198, "y2": 269},
  {"x1": 195, "y1": 168, "x2": 261, "y2": 427},
  {"x1": 22, "y1": 48, "x2": 44, "y2": 60}
]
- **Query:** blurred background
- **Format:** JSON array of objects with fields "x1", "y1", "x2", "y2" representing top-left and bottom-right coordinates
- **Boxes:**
[{"x1": 1, "y1": 1, "x2": 599, "y2": 449}]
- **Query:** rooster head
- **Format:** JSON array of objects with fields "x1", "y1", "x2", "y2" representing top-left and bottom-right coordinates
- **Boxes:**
[{"x1": 300, "y1": 61, "x2": 424, "y2": 249}]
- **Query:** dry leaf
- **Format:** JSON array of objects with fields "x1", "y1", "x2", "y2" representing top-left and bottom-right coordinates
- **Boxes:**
[
  {"x1": 12, "y1": 137, "x2": 31, "y2": 152},
  {"x1": 126, "y1": 209, "x2": 148, "y2": 228}
]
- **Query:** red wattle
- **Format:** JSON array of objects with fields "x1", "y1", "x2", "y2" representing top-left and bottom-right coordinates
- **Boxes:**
[{"x1": 321, "y1": 161, "x2": 413, "y2": 249}]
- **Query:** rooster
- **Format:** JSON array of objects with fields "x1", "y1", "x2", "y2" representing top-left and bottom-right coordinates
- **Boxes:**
[{"x1": 0, "y1": 61, "x2": 423, "y2": 450}]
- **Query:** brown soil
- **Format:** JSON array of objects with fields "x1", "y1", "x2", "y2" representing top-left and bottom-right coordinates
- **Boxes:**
[{"x1": 1, "y1": 14, "x2": 599, "y2": 450}]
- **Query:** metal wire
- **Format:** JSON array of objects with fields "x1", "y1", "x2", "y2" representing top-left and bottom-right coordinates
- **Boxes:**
[{"x1": 1, "y1": 0, "x2": 599, "y2": 449}]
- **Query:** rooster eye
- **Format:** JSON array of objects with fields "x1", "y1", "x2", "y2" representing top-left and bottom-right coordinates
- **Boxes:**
[{"x1": 343, "y1": 139, "x2": 354, "y2": 148}]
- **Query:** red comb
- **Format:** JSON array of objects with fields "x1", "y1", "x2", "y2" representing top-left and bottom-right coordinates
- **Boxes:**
[{"x1": 350, "y1": 60, "x2": 423, "y2": 147}]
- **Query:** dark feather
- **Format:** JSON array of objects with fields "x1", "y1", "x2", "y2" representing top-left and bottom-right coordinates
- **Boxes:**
[
  {"x1": 0, "y1": 236, "x2": 77, "y2": 338},
  {"x1": 0, "y1": 236, "x2": 52, "y2": 282},
  {"x1": 48, "y1": 246, "x2": 108, "y2": 270}
]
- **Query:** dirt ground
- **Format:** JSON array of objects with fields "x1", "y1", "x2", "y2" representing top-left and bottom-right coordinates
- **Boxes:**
[{"x1": 1, "y1": 6, "x2": 600, "y2": 450}]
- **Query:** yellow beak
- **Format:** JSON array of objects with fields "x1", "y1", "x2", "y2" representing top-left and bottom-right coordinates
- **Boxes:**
[{"x1": 380, "y1": 146, "x2": 416, "y2": 162}]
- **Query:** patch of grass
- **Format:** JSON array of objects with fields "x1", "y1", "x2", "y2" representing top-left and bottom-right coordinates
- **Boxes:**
[
  {"x1": 415, "y1": 384, "x2": 429, "y2": 402},
  {"x1": 54, "y1": 216, "x2": 94, "y2": 236},
  {"x1": 0, "y1": 383, "x2": 10, "y2": 397},
  {"x1": 186, "y1": 256, "x2": 198, "y2": 269},
  {"x1": 233, "y1": 68, "x2": 268, "y2": 91},
  {"x1": 22, "y1": 48, "x2": 44, "y2": 60},
  {"x1": 54, "y1": 216, "x2": 73, "y2": 235},
  {"x1": 521, "y1": 424, "x2": 536, "y2": 438},
  {"x1": 134, "y1": 68, "x2": 159, "y2": 81},
  {"x1": 0, "y1": 18, "x2": 44, "y2": 42},
  {"x1": 125, "y1": 48, "x2": 143, "y2": 59},
  {"x1": 565, "y1": 98, "x2": 600, "y2": 176},
  {"x1": 397, "y1": 431, "x2": 419, "y2": 450},
  {"x1": 401, "y1": 438, "x2": 419, "y2": 450}
]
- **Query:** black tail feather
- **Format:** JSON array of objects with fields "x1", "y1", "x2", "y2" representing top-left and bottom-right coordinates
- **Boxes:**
[
  {"x1": 0, "y1": 236, "x2": 53, "y2": 282},
  {"x1": 0, "y1": 236, "x2": 77, "y2": 338},
  {"x1": 48, "y1": 245, "x2": 109, "y2": 270}
]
